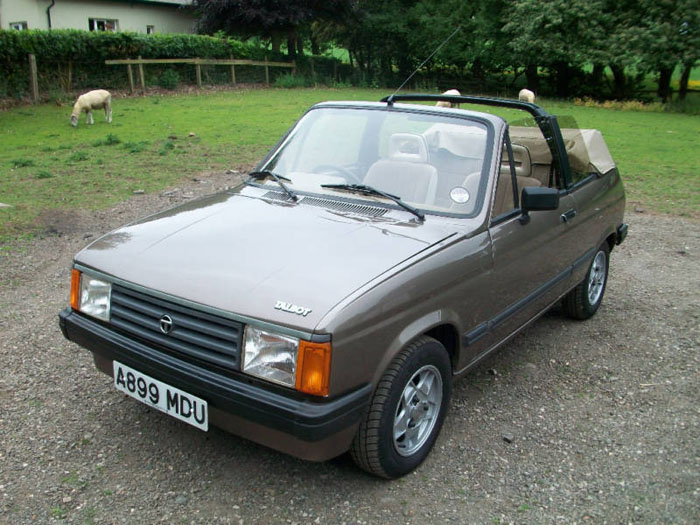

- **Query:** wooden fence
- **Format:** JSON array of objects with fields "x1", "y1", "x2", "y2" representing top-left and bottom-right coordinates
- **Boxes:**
[
  {"x1": 22, "y1": 53, "x2": 348, "y2": 103},
  {"x1": 104, "y1": 56, "x2": 296, "y2": 93}
]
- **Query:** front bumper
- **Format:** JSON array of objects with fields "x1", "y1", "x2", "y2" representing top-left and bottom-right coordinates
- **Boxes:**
[{"x1": 58, "y1": 308, "x2": 371, "y2": 461}]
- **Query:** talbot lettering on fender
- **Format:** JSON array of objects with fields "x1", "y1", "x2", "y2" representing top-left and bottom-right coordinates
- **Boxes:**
[{"x1": 274, "y1": 300, "x2": 312, "y2": 317}]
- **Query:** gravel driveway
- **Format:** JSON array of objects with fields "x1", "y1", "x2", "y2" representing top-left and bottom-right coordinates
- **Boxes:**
[{"x1": 1, "y1": 171, "x2": 698, "y2": 524}]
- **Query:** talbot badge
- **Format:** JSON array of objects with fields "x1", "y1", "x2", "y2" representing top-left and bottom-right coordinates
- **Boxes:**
[{"x1": 274, "y1": 301, "x2": 312, "y2": 317}]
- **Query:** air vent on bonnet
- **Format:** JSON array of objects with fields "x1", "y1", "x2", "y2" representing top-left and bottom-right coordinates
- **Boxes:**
[{"x1": 261, "y1": 191, "x2": 388, "y2": 217}]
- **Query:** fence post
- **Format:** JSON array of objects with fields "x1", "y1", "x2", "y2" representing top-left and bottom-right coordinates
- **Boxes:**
[
  {"x1": 264, "y1": 56, "x2": 270, "y2": 85},
  {"x1": 127, "y1": 63, "x2": 135, "y2": 93},
  {"x1": 28, "y1": 54, "x2": 39, "y2": 103},
  {"x1": 230, "y1": 55, "x2": 236, "y2": 85},
  {"x1": 66, "y1": 61, "x2": 72, "y2": 92},
  {"x1": 138, "y1": 56, "x2": 145, "y2": 91},
  {"x1": 195, "y1": 59, "x2": 202, "y2": 88}
]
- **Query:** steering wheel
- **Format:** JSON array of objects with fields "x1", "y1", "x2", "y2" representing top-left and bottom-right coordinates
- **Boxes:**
[{"x1": 313, "y1": 164, "x2": 363, "y2": 184}]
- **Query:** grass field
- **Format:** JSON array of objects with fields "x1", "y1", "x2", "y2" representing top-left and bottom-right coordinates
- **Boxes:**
[{"x1": 1, "y1": 88, "x2": 698, "y2": 242}]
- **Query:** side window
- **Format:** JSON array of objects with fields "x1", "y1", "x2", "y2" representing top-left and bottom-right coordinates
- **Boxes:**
[
  {"x1": 492, "y1": 138, "x2": 517, "y2": 217},
  {"x1": 558, "y1": 116, "x2": 599, "y2": 186},
  {"x1": 508, "y1": 121, "x2": 560, "y2": 189},
  {"x1": 493, "y1": 129, "x2": 553, "y2": 219}
]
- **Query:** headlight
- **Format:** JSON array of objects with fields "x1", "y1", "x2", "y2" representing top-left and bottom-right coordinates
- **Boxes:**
[
  {"x1": 243, "y1": 326, "x2": 299, "y2": 388},
  {"x1": 243, "y1": 326, "x2": 332, "y2": 396},
  {"x1": 71, "y1": 269, "x2": 111, "y2": 321}
]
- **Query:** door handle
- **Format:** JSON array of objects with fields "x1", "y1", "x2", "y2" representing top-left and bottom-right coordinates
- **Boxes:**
[{"x1": 561, "y1": 209, "x2": 577, "y2": 223}]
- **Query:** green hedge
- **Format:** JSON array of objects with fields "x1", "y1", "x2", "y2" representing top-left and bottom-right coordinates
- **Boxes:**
[
  {"x1": 0, "y1": 29, "x2": 293, "y2": 97},
  {"x1": 0, "y1": 29, "x2": 282, "y2": 63}
]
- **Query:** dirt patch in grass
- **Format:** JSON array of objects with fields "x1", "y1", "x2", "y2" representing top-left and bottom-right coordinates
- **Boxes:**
[{"x1": 35, "y1": 209, "x2": 88, "y2": 236}]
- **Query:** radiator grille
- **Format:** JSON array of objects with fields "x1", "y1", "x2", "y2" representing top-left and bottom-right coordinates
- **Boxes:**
[{"x1": 110, "y1": 285, "x2": 243, "y2": 371}]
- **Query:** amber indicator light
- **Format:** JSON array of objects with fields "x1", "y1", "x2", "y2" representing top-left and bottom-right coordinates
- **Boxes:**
[
  {"x1": 295, "y1": 340, "x2": 331, "y2": 397},
  {"x1": 70, "y1": 269, "x2": 81, "y2": 310}
]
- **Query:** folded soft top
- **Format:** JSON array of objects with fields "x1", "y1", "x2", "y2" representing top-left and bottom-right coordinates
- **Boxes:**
[{"x1": 510, "y1": 126, "x2": 616, "y2": 176}]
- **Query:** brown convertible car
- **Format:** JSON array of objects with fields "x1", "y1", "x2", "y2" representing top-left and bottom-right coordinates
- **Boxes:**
[{"x1": 59, "y1": 93, "x2": 627, "y2": 478}]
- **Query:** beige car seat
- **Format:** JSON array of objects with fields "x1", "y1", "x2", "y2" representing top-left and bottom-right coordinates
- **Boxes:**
[{"x1": 364, "y1": 133, "x2": 438, "y2": 205}]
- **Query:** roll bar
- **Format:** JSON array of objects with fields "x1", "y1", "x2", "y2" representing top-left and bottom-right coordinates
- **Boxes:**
[{"x1": 380, "y1": 93, "x2": 551, "y2": 119}]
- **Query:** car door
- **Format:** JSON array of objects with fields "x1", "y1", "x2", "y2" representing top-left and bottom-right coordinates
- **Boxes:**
[{"x1": 462, "y1": 130, "x2": 579, "y2": 362}]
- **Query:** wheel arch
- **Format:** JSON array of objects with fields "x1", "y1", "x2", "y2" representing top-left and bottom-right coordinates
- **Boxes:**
[
  {"x1": 369, "y1": 311, "x2": 461, "y2": 389},
  {"x1": 424, "y1": 323, "x2": 460, "y2": 372}
]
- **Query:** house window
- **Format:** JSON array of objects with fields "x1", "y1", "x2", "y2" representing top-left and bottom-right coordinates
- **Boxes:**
[
  {"x1": 89, "y1": 18, "x2": 118, "y2": 32},
  {"x1": 146, "y1": 25, "x2": 155, "y2": 34},
  {"x1": 10, "y1": 21, "x2": 28, "y2": 30}
]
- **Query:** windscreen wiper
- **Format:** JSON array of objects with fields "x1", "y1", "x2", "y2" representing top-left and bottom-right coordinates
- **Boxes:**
[
  {"x1": 247, "y1": 170, "x2": 298, "y2": 202},
  {"x1": 321, "y1": 183, "x2": 425, "y2": 222}
]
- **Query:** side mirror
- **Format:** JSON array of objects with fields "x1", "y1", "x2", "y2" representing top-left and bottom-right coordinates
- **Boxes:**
[
  {"x1": 521, "y1": 186, "x2": 560, "y2": 211},
  {"x1": 519, "y1": 186, "x2": 560, "y2": 225}
]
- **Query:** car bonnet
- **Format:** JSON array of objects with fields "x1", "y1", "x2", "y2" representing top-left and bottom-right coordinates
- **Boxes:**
[{"x1": 74, "y1": 188, "x2": 460, "y2": 331}]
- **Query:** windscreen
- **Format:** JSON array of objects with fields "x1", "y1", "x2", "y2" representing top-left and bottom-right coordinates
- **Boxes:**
[{"x1": 263, "y1": 107, "x2": 491, "y2": 216}]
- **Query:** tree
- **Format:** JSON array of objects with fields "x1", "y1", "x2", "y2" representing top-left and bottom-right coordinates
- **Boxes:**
[
  {"x1": 503, "y1": 0, "x2": 607, "y2": 97},
  {"x1": 637, "y1": 0, "x2": 698, "y2": 101},
  {"x1": 193, "y1": 0, "x2": 352, "y2": 57}
]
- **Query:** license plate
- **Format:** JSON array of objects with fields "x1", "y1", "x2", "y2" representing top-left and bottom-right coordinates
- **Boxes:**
[{"x1": 113, "y1": 361, "x2": 208, "y2": 431}]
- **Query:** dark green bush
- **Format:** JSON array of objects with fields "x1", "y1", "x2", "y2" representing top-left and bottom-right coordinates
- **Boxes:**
[
  {"x1": 158, "y1": 69, "x2": 180, "y2": 90},
  {"x1": 0, "y1": 29, "x2": 277, "y2": 64},
  {"x1": 274, "y1": 73, "x2": 312, "y2": 89}
]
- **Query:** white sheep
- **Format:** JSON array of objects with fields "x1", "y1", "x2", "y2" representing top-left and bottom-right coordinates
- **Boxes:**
[
  {"x1": 70, "y1": 90, "x2": 112, "y2": 127},
  {"x1": 436, "y1": 89, "x2": 461, "y2": 108},
  {"x1": 518, "y1": 88, "x2": 535, "y2": 103}
]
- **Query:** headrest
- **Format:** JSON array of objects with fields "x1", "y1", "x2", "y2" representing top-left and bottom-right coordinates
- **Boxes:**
[
  {"x1": 388, "y1": 133, "x2": 429, "y2": 163},
  {"x1": 422, "y1": 124, "x2": 486, "y2": 158},
  {"x1": 500, "y1": 144, "x2": 532, "y2": 177}
]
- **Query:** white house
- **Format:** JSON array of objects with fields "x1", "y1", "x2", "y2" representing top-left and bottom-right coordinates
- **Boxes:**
[{"x1": 0, "y1": 0, "x2": 195, "y2": 34}]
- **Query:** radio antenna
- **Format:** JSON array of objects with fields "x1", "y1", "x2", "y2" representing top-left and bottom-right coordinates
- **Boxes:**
[{"x1": 389, "y1": 26, "x2": 462, "y2": 101}]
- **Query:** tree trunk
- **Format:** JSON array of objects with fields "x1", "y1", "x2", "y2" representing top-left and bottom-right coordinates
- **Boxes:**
[
  {"x1": 678, "y1": 62, "x2": 692, "y2": 100},
  {"x1": 554, "y1": 61, "x2": 570, "y2": 98},
  {"x1": 296, "y1": 35, "x2": 304, "y2": 57},
  {"x1": 610, "y1": 64, "x2": 626, "y2": 99},
  {"x1": 310, "y1": 36, "x2": 320, "y2": 56},
  {"x1": 286, "y1": 30, "x2": 296, "y2": 59},
  {"x1": 591, "y1": 63, "x2": 604, "y2": 86},
  {"x1": 380, "y1": 55, "x2": 392, "y2": 86},
  {"x1": 471, "y1": 58, "x2": 484, "y2": 90},
  {"x1": 657, "y1": 66, "x2": 673, "y2": 103},
  {"x1": 271, "y1": 33, "x2": 282, "y2": 54},
  {"x1": 366, "y1": 44, "x2": 373, "y2": 83},
  {"x1": 525, "y1": 64, "x2": 539, "y2": 92}
]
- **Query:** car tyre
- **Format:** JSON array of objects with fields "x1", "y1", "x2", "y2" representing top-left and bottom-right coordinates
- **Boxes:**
[
  {"x1": 350, "y1": 336, "x2": 451, "y2": 479},
  {"x1": 562, "y1": 242, "x2": 610, "y2": 320}
]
